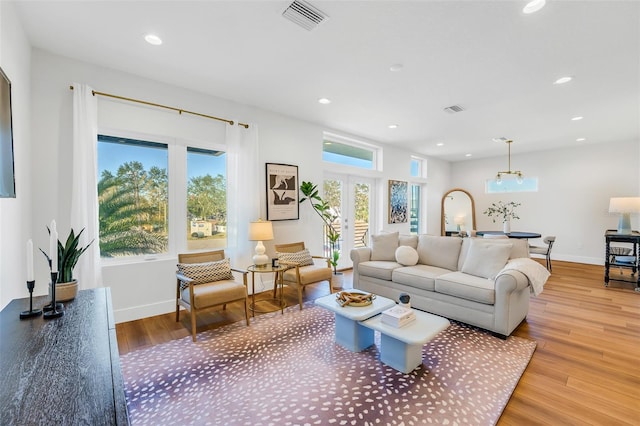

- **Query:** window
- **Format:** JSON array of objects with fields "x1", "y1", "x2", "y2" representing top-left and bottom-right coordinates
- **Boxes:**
[
  {"x1": 322, "y1": 133, "x2": 379, "y2": 170},
  {"x1": 97, "y1": 135, "x2": 169, "y2": 257},
  {"x1": 98, "y1": 134, "x2": 228, "y2": 258},
  {"x1": 486, "y1": 177, "x2": 538, "y2": 193},
  {"x1": 410, "y1": 156, "x2": 426, "y2": 178},
  {"x1": 410, "y1": 184, "x2": 421, "y2": 234},
  {"x1": 187, "y1": 147, "x2": 227, "y2": 251}
]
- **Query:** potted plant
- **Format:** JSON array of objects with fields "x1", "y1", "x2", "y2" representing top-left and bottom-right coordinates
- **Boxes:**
[
  {"x1": 299, "y1": 181, "x2": 341, "y2": 275},
  {"x1": 40, "y1": 227, "x2": 93, "y2": 301},
  {"x1": 483, "y1": 201, "x2": 521, "y2": 233}
]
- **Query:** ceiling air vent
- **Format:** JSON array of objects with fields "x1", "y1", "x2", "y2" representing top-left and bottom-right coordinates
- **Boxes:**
[
  {"x1": 443, "y1": 105, "x2": 465, "y2": 114},
  {"x1": 282, "y1": 0, "x2": 328, "y2": 31}
]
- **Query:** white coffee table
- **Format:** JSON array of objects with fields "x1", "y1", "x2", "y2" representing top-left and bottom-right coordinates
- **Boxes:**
[
  {"x1": 360, "y1": 309, "x2": 450, "y2": 373},
  {"x1": 315, "y1": 291, "x2": 396, "y2": 352}
]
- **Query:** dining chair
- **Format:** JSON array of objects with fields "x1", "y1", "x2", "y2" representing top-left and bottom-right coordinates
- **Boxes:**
[{"x1": 529, "y1": 236, "x2": 556, "y2": 272}]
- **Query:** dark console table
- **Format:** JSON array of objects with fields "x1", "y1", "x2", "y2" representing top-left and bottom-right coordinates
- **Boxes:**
[
  {"x1": 604, "y1": 229, "x2": 640, "y2": 291},
  {"x1": 0, "y1": 287, "x2": 129, "y2": 425}
]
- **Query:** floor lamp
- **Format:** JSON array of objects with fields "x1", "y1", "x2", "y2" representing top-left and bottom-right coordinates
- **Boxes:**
[{"x1": 249, "y1": 219, "x2": 274, "y2": 267}]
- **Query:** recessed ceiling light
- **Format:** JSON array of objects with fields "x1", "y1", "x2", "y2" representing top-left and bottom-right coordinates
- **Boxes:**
[
  {"x1": 389, "y1": 63, "x2": 404, "y2": 72},
  {"x1": 571, "y1": 116, "x2": 584, "y2": 121},
  {"x1": 465, "y1": 153, "x2": 472, "y2": 157},
  {"x1": 144, "y1": 34, "x2": 163, "y2": 45},
  {"x1": 388, "y1": 124, "x2": 398, "y2": 129},
  {"x1": 553, "y1": 76, "x2": 573, "y2": 85},
  {"x1": 436, "y1": 142, "x2": 444, "y2": 147},
  {"x1": 318, "y1": 98, "x2": 331, "y2": 104},
  {"x1": 576, "y1": 138, "x2": 586, "y2": 142},
  {"x1": 523, "y1": 0, "x2": 546, "y2": 14}
]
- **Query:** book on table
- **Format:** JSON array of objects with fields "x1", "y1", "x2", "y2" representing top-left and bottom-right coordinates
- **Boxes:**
[{"x1": 381, "y1": 305, "x2": 416, "y2": 328}]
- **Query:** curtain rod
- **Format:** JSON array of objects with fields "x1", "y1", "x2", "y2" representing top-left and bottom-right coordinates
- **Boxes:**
[{"x1": 69, "y1": 85, "x2": 249, "y2": 128}]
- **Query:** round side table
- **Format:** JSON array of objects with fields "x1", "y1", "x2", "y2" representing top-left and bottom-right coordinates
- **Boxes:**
[{"x1": 247, "y1": 264, "x2": 286, "y2": 316}]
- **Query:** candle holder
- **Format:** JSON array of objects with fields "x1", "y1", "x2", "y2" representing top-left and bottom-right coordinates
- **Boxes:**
[
  {"x1": 43, "y1": 272, "x2": 63, "y2": 319},
  {"x1": 19, "y1": 280, "x2": 43, "y2": 319}
]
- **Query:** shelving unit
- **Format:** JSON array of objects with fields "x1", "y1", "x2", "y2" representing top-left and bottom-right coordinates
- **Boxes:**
[{"x1": 604, "y1": 229, "x2": 640, "y2": 291}]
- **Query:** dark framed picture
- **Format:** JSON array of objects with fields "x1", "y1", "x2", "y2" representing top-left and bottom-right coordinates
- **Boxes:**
[
  {"x1": 388, "y1": 180, "x2": 408, "y2": 223},
  {"x1": 266, "y1": 163, "x2": 299, "y2": 221},
  {"x1": 0, "y1": 66, "x2": 16, "y2": 198}
]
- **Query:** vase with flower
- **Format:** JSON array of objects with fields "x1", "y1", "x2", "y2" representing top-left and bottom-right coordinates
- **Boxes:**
[{"x1": 483, "y1": 201, "x2": 521, "y2": 234}]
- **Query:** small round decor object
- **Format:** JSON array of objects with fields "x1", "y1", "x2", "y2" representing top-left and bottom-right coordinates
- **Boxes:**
[
  {"x1": 395, "y1": 245, "x2": 419, "y2": 266},
  {"x1": 336, "y1": 291, "x2": 375, "y2": 307}
]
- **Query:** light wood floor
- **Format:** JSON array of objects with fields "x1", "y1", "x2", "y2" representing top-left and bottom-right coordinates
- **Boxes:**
[{"x1": 116, "y1": 260, "x2": 640, "y2": 425}]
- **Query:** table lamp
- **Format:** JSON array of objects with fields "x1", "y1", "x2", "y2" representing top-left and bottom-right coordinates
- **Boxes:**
[
  {"x1": 609, "y1": 197, "x2": 640, "y2": 235},
  {"x1": 454, "y1": 215, "x2": 465, "y2": 232},
  {"x1": 248, "y1": 219, "x2": 274, "y2": 267}
]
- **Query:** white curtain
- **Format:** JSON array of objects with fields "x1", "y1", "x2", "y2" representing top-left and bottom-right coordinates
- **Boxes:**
[
  {"x1": 226, "y1": 121, "x2": 259, "y2": 267},
  {"x1": 70, "y1": 83, "x2": 102, "y2": 289}
]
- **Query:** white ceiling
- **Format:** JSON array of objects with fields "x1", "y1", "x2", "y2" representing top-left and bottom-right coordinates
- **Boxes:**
[{"x1": 12, "y1": 0, "x2": 640, "y2": 162}]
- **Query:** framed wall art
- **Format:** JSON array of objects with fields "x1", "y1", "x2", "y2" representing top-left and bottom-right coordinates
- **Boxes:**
[
  {"x1": 0, "y1": 66, "x2": 16, "y2": 198},
  {"x1": 388, "y1": 180, "x2": 408, "y2": 224},
  {"x1": 266, "y1": 163, "x2": 299, "y2": 221}
]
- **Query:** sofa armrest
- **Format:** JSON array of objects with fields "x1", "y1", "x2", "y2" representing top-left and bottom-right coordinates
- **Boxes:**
[
  {"x1": 495, "y1": 270, "x2": 529, "y2": 294},
  {"x1": 350, "y1": 247, "x2": 372, "y2": 268}
]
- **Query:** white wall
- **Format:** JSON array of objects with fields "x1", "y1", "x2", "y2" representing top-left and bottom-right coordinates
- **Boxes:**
[
  {"x1": 451, "y1": 140, "x2": 640, "y2": 264},
  {"x1": 27, "y1": 50, "x2": 446, "y2": 322},
  {"x1": 0, "y1": 2, "x2": 32, "y2": 310}
]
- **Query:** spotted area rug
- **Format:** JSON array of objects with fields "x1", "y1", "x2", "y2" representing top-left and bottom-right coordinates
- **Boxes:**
[{"x1": 121, "y1": 304, "x2": 536, "y2": 425}]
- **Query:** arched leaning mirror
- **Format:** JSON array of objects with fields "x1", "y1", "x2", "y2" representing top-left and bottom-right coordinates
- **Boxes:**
[{"x1": 441, "y1": 188, "x2": 476, "y2": 236}]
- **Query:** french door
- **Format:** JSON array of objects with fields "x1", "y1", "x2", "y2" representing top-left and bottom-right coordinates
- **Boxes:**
[{"x1": 323, "y1": 173, "x2": 375, "y2": 270}]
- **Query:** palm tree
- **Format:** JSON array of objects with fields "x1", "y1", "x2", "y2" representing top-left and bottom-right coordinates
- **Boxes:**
[{"x1": 98, "y1": 170, "x2": 167, "y2": 257}]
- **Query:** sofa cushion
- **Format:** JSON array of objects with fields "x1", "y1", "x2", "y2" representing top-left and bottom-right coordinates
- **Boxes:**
[
  {"x1": 435, "y1": 271, "x2": 496, "y2": 305},
  {"x1": 358, "y1": 261, "x2": 401, "y2": 281},
  {"x1": 458, "y1": 238, "x2": 529, "y2": 270},
  {"x1": 416, "y1": 235, "x2": 463, "y2": 271},
  {"x1": 461, "y1": 239, "x2": 512, "y2": 279},
  {"x1": 370, "y1": 232, "x2": 399, "y2": 261},
  {"x1": 399, "y1": 234, "x2": 419, "y2": 249},
  {"x1": 392, "y1": 265, "x2": 452, "y2": 291},
  {"x1": 395, "y1": 246, "x2": 419, "y2": 266}
]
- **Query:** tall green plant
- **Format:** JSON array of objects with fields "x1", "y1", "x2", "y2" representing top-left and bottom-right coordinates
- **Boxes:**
[
  {"x1": 299, "y1": 181, "x2": 340, "y2": 274},
  {"x1": 40, "y1": 228, "x2": 93, "y2": 283}
]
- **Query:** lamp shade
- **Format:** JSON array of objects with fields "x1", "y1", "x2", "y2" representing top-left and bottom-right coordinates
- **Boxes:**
[
  {"x1": 248, "y1": 219, "x2": 274, "y2": 241},
  {"x1": 609, "y1": 197, "x2": 640, "y2": 213}
]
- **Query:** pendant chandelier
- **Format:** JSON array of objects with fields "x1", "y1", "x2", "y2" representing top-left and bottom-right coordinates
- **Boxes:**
[{"x1": 496, "y1": 139, "x2": 523, "y2": 184}]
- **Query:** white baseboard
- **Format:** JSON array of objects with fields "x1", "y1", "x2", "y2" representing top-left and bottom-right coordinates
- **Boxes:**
[
  {"x1": 530, "y1": 253, "x2": 603, "y2": 266},
  {"x1": 114, "y1": 299, "x2": 176, "y2": 323},
  {"x1": 113, "y1": 281, "x2": 275, "y2": 324}
]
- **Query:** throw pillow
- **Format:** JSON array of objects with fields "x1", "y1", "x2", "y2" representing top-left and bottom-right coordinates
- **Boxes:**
[
  {"x1": 177, "y1": 259, "x2": 234, "y2": 284},
  {"x1": 416, "y1": 235, "x2": 463, "y2": 271},
  {"x1": 370, "y1": 232, "x2": 399, "y2": 261},
  {"x1": 276, "y1": 249, "x2": 314, "y2": 267},
  {"x1": 395, "y1": 245, "x2": 419, "y2": 266},
  {"x1": 461, "y1": 239, "x2": 512, "y2": 279}
]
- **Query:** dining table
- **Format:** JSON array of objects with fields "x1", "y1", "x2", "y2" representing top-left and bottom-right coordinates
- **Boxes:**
[{"x1": 475, "y1": 231, "x2": 542, "y2": 239}]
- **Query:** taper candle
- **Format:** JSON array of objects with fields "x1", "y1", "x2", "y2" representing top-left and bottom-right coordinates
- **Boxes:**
[
  {"x1": 50, "y1": 220, "x2": 58, "y2": 273},
  {"x1": 26, "y1": 239, "x2": 34, "y2": 281}
]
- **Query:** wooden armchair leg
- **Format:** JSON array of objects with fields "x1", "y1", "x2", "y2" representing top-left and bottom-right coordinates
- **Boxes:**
[
  {"x1": 191, "y1": 310, "x2": 197, "y2": 342},
  {"x1": 223, "y1": 303, "x2": 227, "y2": 310},
  {"x1": 176, "y1": 304, "x2": 180, "y2": 322},
  {"x1": 328, "y1": 276, "x2": 333, "y2": 294},
  {"x1": 298, "y1": 286, "x2": 304, "y2": 310}
]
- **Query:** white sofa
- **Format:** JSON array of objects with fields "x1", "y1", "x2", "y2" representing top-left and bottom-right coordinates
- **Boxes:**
[{"x1": 350, "y1": 232, "x2": 545, "y2": 338}]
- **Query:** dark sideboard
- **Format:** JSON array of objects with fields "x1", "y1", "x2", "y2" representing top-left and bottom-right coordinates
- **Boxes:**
[{"x1": 0, "y1": 287, "x2": 129, "y2": 425}]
